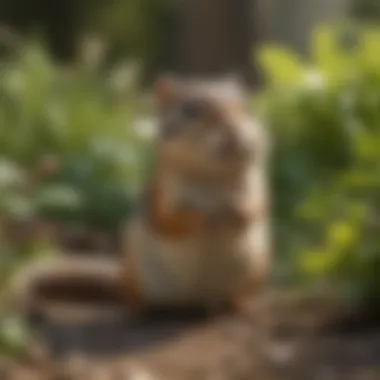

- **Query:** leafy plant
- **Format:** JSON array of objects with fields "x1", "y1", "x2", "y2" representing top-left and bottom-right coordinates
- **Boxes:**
[
  {"x1": 0, "y1": 41, "x2": 156, "y2": 357},
  {"x1": 0, "y1": 42, "x2": 154, "y2": 231},
  {"x1": 258, "y1": 24, "x2": 380, "y2": 310}
]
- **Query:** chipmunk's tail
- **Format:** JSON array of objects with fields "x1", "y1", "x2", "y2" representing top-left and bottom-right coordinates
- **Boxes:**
[{"x1": 10, "y1": 255, "x2": 126, "y2": 320}]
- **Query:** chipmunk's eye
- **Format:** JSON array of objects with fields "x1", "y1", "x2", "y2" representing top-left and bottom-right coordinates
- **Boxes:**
[{"x1": 181, "y1": 101, "x2": 202, "y2": 120}]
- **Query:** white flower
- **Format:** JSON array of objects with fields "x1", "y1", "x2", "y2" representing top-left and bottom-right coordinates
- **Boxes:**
[
  {"x1": 132, "y1": 116, "x2": 157, "y2": 141},
  {"x1": 80, "y1": 35, "x2": 106, "y2": 69},
  {"x1": 0, "y1": 159, "x2": 24, "y2": 188},
  {"x1": 109, "y1": 62, "x2": 140, "y2": 94},
  {"x1": 304, "y1": 70, "x2": 325, "y2": 91}
]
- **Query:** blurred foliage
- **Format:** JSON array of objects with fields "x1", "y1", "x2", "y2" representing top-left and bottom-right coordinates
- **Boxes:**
[
  {"x1": 258, "y1": 24, "x2": 380, "y2": 311},
  {"x1": 89, "y1": 0, "x2": 177, "y2": 82},
  {"x1": 352, "y1": 0, "x2": 380, "y2": 21},
  {"x1": 0, "y1": 314, "x2": 29, "y2": 358},
  {"x1": 0, "y1": 0, "x2": 176, "y2": 81},
  {"x1": 0, "y1": 42, "x2": 153, "y2": 230},
  {"x1": 0, "y1": 157, "x2": 47, "y2": 358},
  {"x1": 0, "y1": 41, "x2": 156, "y2": 356}
]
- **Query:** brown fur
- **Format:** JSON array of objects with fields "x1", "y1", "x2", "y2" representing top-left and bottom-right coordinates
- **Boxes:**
[{"x1": 145, "y1": 178, "x2": 206, "y2": 240}]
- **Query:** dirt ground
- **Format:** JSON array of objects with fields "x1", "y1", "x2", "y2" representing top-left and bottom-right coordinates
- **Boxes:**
[{"x1": 2, "y1": 291, "x2": 380, "y2": 380}]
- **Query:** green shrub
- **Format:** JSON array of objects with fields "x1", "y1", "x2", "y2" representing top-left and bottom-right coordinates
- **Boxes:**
[
  {"x1": 0, "y1": 42, "x2": 154, "y2": 231},
  {"x1": 0, "y1": 41, "x2": 157, "y2": 355},
  {"x1": 258, "y1": 24, "x2": 380, "y2": 310}
]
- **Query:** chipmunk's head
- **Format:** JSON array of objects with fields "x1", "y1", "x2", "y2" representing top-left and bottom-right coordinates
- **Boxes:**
[{"x1": 153, "y1": 75, "x2": 268, "y2": 177}]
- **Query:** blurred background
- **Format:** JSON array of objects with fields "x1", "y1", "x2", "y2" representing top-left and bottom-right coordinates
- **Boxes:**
[{"x1": 0, "y1": 0, "x2": 380, "y2": 375}]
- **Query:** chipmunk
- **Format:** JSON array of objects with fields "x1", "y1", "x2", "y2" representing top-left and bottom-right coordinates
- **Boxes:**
[{"x1": 12, "y1": 75, "x2": 271, "y2": 318}]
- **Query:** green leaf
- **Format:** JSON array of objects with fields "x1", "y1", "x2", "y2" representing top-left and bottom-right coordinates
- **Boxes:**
[
  {"x1": 257, "y1": 46, "x2": 306, "y2": 87},
  {"x1": 299, "y1": 249, "x2": 331, "y2": 275},
  {"x1": 327, "y1": 222, "x2": 358, "y2": 251},
  {"x1": 0, "y1": 316, "x2": 28, "y2": 357},
  {"x1": 311, "y1": 25, "x2": 358, "y2": 83}
]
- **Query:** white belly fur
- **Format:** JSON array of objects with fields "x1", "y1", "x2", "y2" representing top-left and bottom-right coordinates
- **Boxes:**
[{"x1": 133, "y1": 218, "x2": 269, "y2": 306}]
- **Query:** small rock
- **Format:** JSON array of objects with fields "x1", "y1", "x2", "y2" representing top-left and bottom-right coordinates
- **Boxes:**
[
  {"x1": 59, "y1": 353, "x2": 89, "y2": 379},
  {"x1": 127, "y1": 366, "x2": 157, "y2": 380},
  {"x1": 264, "y1": 341, "x2": 297, "y2": 366}
]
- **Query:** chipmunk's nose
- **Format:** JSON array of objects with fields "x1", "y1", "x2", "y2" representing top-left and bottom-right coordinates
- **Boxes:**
[{"x1": 220, "y1": 126, "x2": 253, "y2": 159}]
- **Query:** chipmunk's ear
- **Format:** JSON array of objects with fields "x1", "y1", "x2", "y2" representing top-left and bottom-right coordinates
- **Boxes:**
[
  {"x1": 154, "y1": 75, "x2": 179, "y2": 109},
  {"x1": 218, "y1": 73, "x2": 249, "y2": 110},
  {"x1": 220, "y1": 73, "x2": 246, "y2": 91}
]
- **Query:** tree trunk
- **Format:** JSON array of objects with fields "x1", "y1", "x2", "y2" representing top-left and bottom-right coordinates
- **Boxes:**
[{"x1": 178, "y1": 0, "x2": 260, "y2": 87}]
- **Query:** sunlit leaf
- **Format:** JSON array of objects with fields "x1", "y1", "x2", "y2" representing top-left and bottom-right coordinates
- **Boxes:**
[
  {"x1": 327, "y1": 222, "x2": 358, "y2": 250},
  {"x1": 257, "y1": 46, "x2": 306, "y2": 87}
]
